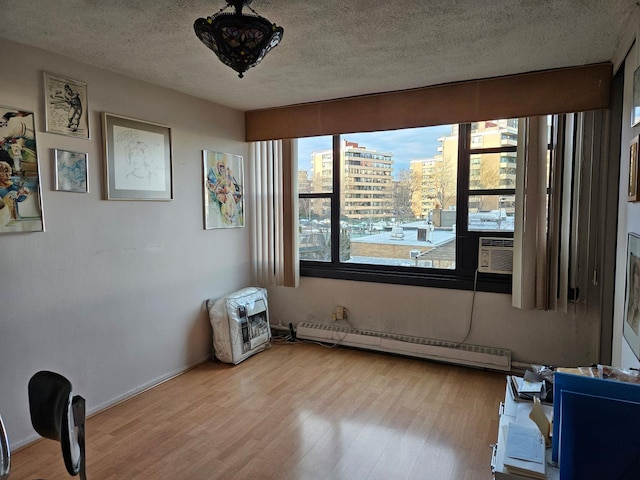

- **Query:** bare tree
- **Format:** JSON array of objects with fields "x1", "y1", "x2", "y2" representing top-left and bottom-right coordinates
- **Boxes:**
[
  {"x1": 394, "y1": 169, "x2": 421, "y2": 222},
  {"x1": 477, "y1": 163, "x2": 501, "y2": 210},
  {"x1": 433, "y1": 156, "x2": 457, "y2": 211},
  {"x1": 299, "y1": 198, "x2": 312, "y2": 222}
]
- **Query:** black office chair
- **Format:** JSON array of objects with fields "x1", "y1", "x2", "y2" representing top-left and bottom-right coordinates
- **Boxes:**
[
  {"x1": 28, "y1": 371, "x2": 87, "y2": 480},
  {"x1": 0, "y1": 413, "x2": 9, "y2": 480}
]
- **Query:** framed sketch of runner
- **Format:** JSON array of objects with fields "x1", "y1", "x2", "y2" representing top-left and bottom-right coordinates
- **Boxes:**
[{"x1": 43, "y1": 72, "x2": 89, "y2": 139}]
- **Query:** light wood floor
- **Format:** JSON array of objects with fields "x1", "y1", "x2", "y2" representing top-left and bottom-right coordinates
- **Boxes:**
[{"x1": 10, "y1": 341, "x2": 506, "y2": 480}]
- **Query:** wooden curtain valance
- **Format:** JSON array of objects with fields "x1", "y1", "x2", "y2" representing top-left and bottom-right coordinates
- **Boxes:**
[{"x1": 245, "y1": 63, "x2": 612, "y2": 142}]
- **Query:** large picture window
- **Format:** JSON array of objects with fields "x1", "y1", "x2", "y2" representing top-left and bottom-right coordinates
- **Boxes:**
[{"x1": 297, "y1": 119, "x2": 524, "y2": 291}]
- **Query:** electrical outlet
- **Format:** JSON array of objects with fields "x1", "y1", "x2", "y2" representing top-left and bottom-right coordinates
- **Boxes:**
[{"x1": 335, "y1": 306, "x2": 345, "y2": 320}]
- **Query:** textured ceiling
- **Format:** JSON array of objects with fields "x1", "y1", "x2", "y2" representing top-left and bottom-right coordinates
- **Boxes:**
[{"x1": 0, "y1": 0, "x2": 637, "y2": 111}]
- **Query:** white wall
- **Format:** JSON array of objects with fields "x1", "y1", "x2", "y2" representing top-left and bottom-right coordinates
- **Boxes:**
[
  {"x1": 0, "y1": 39, "x2": 250, "y2": 447},
  {"x1": 614, "y1": 37, "x2": 640, "y2": 370},
  {"x1": 267, "y1": 276, "x2": 598, "y2": 368}
]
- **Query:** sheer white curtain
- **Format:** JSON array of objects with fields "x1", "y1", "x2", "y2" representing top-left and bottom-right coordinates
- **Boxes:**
[{"x1": 248, "y1": 139, "x2": 299, "y2": 288}]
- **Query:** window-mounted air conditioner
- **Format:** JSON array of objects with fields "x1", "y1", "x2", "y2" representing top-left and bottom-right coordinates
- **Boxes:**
[{"x1": 478, "y1": 237, "x2": 514, "y2": 274}]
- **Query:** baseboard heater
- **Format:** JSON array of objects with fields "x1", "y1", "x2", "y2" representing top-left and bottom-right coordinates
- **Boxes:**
[{"x1": 296, "y1": 322, "x2": 511, "y2": 372}]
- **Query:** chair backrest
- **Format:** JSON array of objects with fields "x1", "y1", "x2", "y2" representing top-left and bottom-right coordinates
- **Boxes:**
[
  {"x1": 28, "y1": 370, "x2": 86, "y2": 479},
  {"x1": 0, "y1": 413, "x2": 9, "y2": 480}
]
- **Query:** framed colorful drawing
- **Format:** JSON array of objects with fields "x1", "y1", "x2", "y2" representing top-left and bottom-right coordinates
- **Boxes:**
[
  {"x1": 203, "y1": 150, "x2": 244, "y2": 229},
  {"x1": 43, "y1": 72, "x2": 89, "y2": 139},
  {"x1": 624, "y1": 233, "x2": 640, "y2": 361},
  {"x1": 102, "y1": 113, "x2": 173, "y2": 201},
  {"x1": 0, "y1": 106, "x2": 45, "y2": 233},
  {"x1": 54, "y1": 149, "x2": 88, "y2": 193}
]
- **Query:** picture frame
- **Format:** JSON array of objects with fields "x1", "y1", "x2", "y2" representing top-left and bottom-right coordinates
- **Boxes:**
[
  {"x1": 54, "y1": 149, "x2": 88, "y2": 193},
  {"x1": 43, "y1": 72, "x2": 89, "y2": 139},
  {"x1": 102, "y1": 113, "x2": 173, "y2": 201},
  {"x1": 0, "y1": 106, "x2": 45, "y2": 233},
  {"x1": 203, "y1": 150, "x2": 244, "y2": 229},
  {"x1": 633, "y1": 66, "x2": 640, "y2": 128},
  {"x1": 629, "y1": 136, "x2": 639, "y2": 202},
  {"x1": 623, "y1": 232, "x2": 640, "y2": 361}
]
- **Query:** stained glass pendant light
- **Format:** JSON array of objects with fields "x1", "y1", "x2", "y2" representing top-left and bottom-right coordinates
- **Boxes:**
[{"x1": 194, "y1": 0, "x2": 284, "y2": 78}]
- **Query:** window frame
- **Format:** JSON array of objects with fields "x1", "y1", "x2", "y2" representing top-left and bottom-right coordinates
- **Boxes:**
[{"x1": 298, "y1": 124, "x2": 515, "y2": 293}]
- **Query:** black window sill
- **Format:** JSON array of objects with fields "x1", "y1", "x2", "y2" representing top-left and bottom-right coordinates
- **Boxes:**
[{"x1": 300, "y1": 262, "x2": 512, "y2": 294}]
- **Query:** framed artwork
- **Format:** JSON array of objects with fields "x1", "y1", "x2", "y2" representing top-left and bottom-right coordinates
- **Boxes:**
[
  {"x1": 203, "y1": 150, "x2": 244, "y2": 229},
  {"x1": 624, "y1": 233, "x2": 640, "y2": 361},
  {"x1": 633, "y1": 66, "x2": 640, "y2": 127},
  {"x1": 0, "y1": 106, "x2": 44, "y2": 233},
  {"x1": 629, "y1": 136, "x2": 639, "y2": 202},
  {"x1": 54, "y1": 149, "x2": 88, "y2": 193},
  {"x1": 43, "y1": 72, "x2": 89, "y2": 139},
  {"x1": 102, "y1": 113, "x2": 173, "y2": 201}
]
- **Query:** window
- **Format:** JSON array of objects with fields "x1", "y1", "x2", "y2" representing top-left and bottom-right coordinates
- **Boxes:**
[
  {"x1": 297, "y1": 120, "x2": 523, "y2": 292},
  {"x1": 465, "y1": 120, "x2": 518, "y2": 232}
]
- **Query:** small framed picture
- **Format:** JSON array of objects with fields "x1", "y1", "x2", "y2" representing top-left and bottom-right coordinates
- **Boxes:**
[
  {"x1": 633, "y1": 66, "x2": 640, "y2": 127},
  {"x1": 43, "y1": 72, "x2": 89, "y2": 139},
  {"x1": 54, "y1": 149, "x2": 88, "y2": 193},
  {"x1": 102, "y1": 113, "x2": 173, "y2": 201},
  {"x1": 624, "y1": 233, "x2": 640, "y2": 361},
  {"x1": 629, "y1": 136, "x2": 639, "y2": 202},
  {"x1": 203, "y1": 150, "x2": 244, "y2": 229}
]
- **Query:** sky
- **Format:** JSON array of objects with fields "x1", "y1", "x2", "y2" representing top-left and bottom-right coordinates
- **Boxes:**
[{"x1": 297, "y1": 124, "x2": 453, "y2": 178}]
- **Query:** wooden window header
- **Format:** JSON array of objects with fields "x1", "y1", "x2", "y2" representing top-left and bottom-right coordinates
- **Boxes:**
[{"x1": 245, "y1": 63, "x2": 612, "y2": 142}]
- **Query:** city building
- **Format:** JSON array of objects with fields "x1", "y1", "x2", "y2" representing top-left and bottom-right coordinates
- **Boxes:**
[
  {"x1": 468, "y1": 119, "x2": 518, "y2": 214},
  {"x1": 410, "y1": 120, "x2": 518, "y2": 222},
  {"x1": 410, "y1": 157, "x2": 438, "y2": 219},
  {"x1": 310, "y1": 140, "x2": 394, "y2": 222},
  {"x1": 297, "y1": 169, "x2": 311, "y2": 194}
]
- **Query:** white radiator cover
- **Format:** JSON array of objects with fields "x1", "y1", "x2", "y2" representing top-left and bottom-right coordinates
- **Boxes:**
[{"x1": 296, "y1": 322, "x2": 511, "y2": 372}]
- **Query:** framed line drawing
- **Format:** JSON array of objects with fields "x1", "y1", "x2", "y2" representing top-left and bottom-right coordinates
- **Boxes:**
[
  {"x1": 203, "y1": 150, "x2": 244, "y2": 229},
  {"x1": 624, "y1": 233, "x2": 640, "y2": 361},
  {"x1": 102, "y1": 113, "x2": 173, "y2": 201},
  {"x1": 0, "y1": 106, "x2": 45, "y2": 233},
  {"x1": 633, "y1": 66, "x2": 640, "y2": 127},
  {"x1": 629, "y1": 135, "x2": 639, "y2": 202},
  {"x1": 54, "y1": 149, "x2": 88, "y2": 193},
  {"x1": 44, "y1": 72, "x2": 89, "y2": 139}
]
